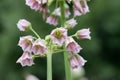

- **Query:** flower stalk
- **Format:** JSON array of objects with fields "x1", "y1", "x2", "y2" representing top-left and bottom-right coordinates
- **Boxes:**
[
  {"x1": 47, "y1": 53, "x2": 52, "y2": 80},
  {"x1": 59, "y1": 0, "x2": 65, "y2": 27},
  {"x1": 30, "y1": 27, "x2": 40, "y2": 39},
  {"x1": 60, "y1": 0, "x2": 72, "y2": 80}
]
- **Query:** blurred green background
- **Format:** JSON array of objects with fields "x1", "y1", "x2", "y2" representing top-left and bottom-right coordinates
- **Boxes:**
[{"x1": 0, "y1": 0, "x2": 120, "y2": 80}]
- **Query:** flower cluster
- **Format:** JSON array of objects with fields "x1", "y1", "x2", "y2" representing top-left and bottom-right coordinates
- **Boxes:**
[{"x1": 16, "y1": 0, "x2": 91, "y2": 72}]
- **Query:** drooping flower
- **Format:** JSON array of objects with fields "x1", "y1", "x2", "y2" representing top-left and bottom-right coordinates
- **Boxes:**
[
  {"x1": 76, "y1": 28, "x2": 91, "y2": 40},
  {"x1": 80, "y1": 0, "x2": 89, "y2": 14},
  {"x1": 25, "y1": 0, "x2": 41, "y2": 11},
  {"x1": 16, "y1": 52, "x2": 34, "y2": 67},
  {"x1": 17, "y1": 19, "x2": 31, "y2": 31},
  {"x1": 32, "y1": 39, "x2": 47, "y2": 55},
  {"x1": 53, "y1": 7, "x2": 71, "y2": 18},
  {"x1": 65, "y1": 37, "x2": 82, "y2": 54},
  {"x1": 73, "y1": 7, "x2": 82, "y2": 17},
  {"x1": 64, "y1": 18, "x2": 77, "y2": 29},
  {"x1": 50, "y1": 28, "x2": 67, "y2": 46},
  {"x1": 73, "y1": 0, "x2": 89, "y2": 17},
  {"x1": 65, "y1": 8, "x2": 71, "y2": 18},
  {"x1": 46, "y1": 15, "x2": 58, "y2": 26},
  {"x1": 18, "y1": 36, "x2": 33, "y2": 52},
  {"x1": 69, "y1": 55, "x2": 87, "y2": 69}
]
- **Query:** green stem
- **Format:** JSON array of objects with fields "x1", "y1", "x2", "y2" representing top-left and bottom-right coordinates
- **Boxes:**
[
  {"x1": 60, "y1": 0, "x2": 72, "y2": 80},
  {"x1": 30, "y1": 27, "x2": 40, "y2": 39},
  {"x1": 47, "y1": 53, "x2": 52, "y2": 80},
  {"x1": 64, "y1": 51, "x2": 72, "y2": 80},
  {"x1": 59, "y1": 0, "x2": 65, "y2": 27}
]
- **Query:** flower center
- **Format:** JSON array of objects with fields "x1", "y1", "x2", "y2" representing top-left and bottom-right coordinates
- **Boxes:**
[{"x1": 54, "y1": 29, "x2": 63, "y2": 39}]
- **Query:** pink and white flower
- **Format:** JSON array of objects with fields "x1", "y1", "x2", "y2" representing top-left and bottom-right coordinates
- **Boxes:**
[
  {"x1": 65, "y1": 18, "x2": 77, "y2": 29},
  {"x1": 18, "y1": 36, "x2": 33, "y2": 52},
  {"x1": 16, "y1": 52, "x2": 34, "y2": 67},
  {"x1": 69, "y1": 55, "x2": 87, "y2": 69},
  {"x1": 32, "y1": 39, "x2": 47, "y2": 55},
  {"x1": 53, "y1": 7, "x2": 71, "y2": 18},
  {"x1": 65, "y1": 37, "x2": 82, "y2": 54},
  {"x1": 73, "y1": 7, "x2": 82, "y2": 17},
  {"x1": 25, "y1": 0, "x2": 41, "y2": 11},
  {"x1": 17, "y1": 19, "x2": 31, "y2": 31},
  {"x1": 77, "y1": 28, "x2": 91, "y2": 40},
  {"x1": 50, "y1": 28, "x2": 67, "y2": 46},
  {"x1": 80, "y1": 0, "x2": 89, "y2": 14},
  {"x1": 73, "y1": 0, "x2": 89, "y2": 17},
  {"x1": 46, "y1": 15, "x2": 58, "y2": 26}
]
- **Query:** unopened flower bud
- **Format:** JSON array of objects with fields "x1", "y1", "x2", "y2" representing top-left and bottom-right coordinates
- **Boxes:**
[
  {"x1": 64, "y1": 18, "x2": 77, "y2": 29},
  {"x1": 17, "y1": 19, "x2": 31, "y2": 31},
  {"x1": 76, "y1": 28, "x2": 91, "y2": 40}
]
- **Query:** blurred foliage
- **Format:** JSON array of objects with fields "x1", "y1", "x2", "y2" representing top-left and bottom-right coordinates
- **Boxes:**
[{"x1": 0, "y1": 0, "x2": 120, "y2": 80}]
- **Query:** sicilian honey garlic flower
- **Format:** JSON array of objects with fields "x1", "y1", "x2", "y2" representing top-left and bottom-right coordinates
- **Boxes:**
[
  {"x1": 18, "y1": 36, "x2": 33, "y2": 52},
  {"x1": 50, "y1": 28, "x2": 67, "y2": 46},
  {"x1": 65, "y1": 37, "x2": 82, "y2": 54},
  {"x1": 77, "y1": 28, "x2": 91, "y2": 40},
  {"x1": 17, "y1": 19, "x2": 31, "y2": 31},
  {"x1": 32, "y1": 39, "x2": 48, "y2": 55},
  {"x1": 16, "y1": 52, "x2": 34, "y2": 67},
  {"x1": 69, "y1": 55, "x2": 87, "y2": 69}
]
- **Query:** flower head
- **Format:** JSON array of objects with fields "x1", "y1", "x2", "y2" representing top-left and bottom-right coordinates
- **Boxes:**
[
  {"x1": 69, "y1": 55, "x2": 87, "y2": 69},
  {"x1": 17, "y1": 19, "x2": 31, "y2": 31},
  {"x1": 32, "y1": 39, "x2": 47, "y2": 55},
  {"x1": 16, "y1": 52, "x2": 34, "y2": 67},
  {"x1": 77, "y1": 28, "x2": 91, "y2": 40},
  {"x1": 65, "y1": 37, "x2": 82, "y2": 54},
  {"x1": 65, "y1": 18, "x2": 77, "y2": 29},
  {"x1": 50, "y1": 28, "x2": 67, "y2": 46},
  {"x1": 18, "y1": 36, "x2": 33, "y2": 52}
]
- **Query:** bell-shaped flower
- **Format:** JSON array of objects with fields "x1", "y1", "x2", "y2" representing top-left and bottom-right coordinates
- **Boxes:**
[
  {"x1": 53, "y1": 7, "x2": 71, "y2": 18},
  {"x1": 73, "y1": 0, "x2": 89, "y2": 17},
  {"x1": 80, "y1": 0, "x2": 89, "y2": 14},
  {"x1": 73, "y1": 7, "x2": 82, "y2": 17},
  {"x1": 32, "y1": 39, "x2": 47, "y2": 55},
  {"x1": 64, "y1": 18, "x2": 77, "y2": 29},
  {"x1": 65, "y1": 37, "x2": 82, "y2": 54},
  {"x1": 18, "y1": 36, "x2": 33, "y2": 52},
  {"x1": 46, "y1": 15, "x2": 58, "y2": 26},
  {"x1": 17, "y1": 19, "x2": 31, "y2": 31},
  {"x1": 50, "y1": 28, "x2": 67, "y2": 46},
  {"x1": 76, "y1": 28, "x2": 91, "y2": 40},
  {"x1": 69, "y1": 55, "x2": 87, "y2": 69},
  {"x1": 16, "y1": 52, "x2": 34, "y2": 67},
  {"x1": 25, "y1": 0, "x2": 41, "y2": 11}
]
